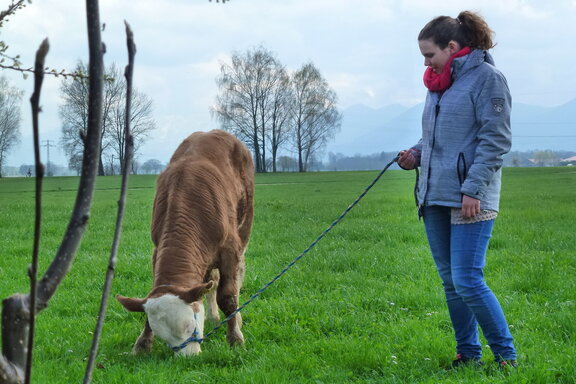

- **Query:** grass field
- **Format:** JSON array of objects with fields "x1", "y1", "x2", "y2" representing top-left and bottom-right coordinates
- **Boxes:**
[{"x1": 0, "y1": 167, "x2": 575, "y2": 383}]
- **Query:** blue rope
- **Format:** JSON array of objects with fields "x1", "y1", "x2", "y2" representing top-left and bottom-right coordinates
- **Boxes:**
[{"x1": 177, "y1": 156, "x2": 400, "y2": 348}]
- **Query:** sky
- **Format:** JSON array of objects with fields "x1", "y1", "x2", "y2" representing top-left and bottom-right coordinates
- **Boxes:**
[{"x1": 3, "y1": 0, "x2": 576, "y2": 167}]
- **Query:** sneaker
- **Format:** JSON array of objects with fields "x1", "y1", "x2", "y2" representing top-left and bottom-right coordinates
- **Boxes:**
[
  {"x1": 497, "y1": 360, "x2": 518, "y2": 369},
  {"x1": 451, "y1": 354, "x2": 485, "y2": 368}
]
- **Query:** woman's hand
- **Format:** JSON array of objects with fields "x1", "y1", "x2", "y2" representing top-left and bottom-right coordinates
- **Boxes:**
[
  {"x1": 398, "y1": 150, "x2": 416, "y2": 170},
  {"x1": 461, "y1": 195, "x2": 481, "y2": 218}
]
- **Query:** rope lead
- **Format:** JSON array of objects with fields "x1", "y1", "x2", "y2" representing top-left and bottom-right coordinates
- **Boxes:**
[{"x1": 186, "y1": 155, "x2": 401, "y2": 346}]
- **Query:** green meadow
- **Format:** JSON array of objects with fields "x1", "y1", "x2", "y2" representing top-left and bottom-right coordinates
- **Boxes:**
[{"x1": 0, "y1": 167, "x2": 574, "y2": 383}]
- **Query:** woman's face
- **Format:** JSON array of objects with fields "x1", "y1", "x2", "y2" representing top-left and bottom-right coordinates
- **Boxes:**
[{"x1": 419, "y1": 39, "x2": 460, "y2": 74}]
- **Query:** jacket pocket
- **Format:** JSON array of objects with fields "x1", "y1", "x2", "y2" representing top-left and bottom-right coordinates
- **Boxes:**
[{"x1": 457, "y1": 152, "x2": 468, "y2": 186}]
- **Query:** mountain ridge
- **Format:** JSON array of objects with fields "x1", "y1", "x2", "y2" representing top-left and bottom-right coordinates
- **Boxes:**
[{"x1": 327, "y1": 99, "x2": 576, "y2": 155}]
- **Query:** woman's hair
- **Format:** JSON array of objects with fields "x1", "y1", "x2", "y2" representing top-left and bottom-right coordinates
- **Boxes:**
[{"x1": 418, "y1": 11, "x2": 495, "y2": 50}]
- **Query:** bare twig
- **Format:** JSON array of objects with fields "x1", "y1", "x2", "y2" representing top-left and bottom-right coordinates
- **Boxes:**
[
  {"x1": 25, "y1": 37, "x2": 49, "y2": 384},
  {"x1": 0, "y1": 37, "x2": 50, "y2": 384},
  {"x1": 83, "y1": 21, "x2": 135, "y2": 384},
  {"x1": 0, "y1": 0, "x2": 26, "y2": 25},
  {"x1": 0, "y1": 64, "x2": 89, "y2": 79},
  {"x1": 34, "y1": 0, "x2": 104, "y2": 309}
]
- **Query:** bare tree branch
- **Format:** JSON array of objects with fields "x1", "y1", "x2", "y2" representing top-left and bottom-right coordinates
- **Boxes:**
[
  {"x1": 0, "y1": 63, "x2": 92, "y2": 80},
  {"x1": 25, "y1": 37, "x2": 49, "y2": 384},
  {"x1": 0, "y1": 37, "x2": 50, "y2": 384},
  {"x1": 0, "y1": 353, "x2": 22, "y2": 384},
  {"x1": 83, "y1": 20, "x2": 135, "y2": 384},
  {"x1": 34, "y1": 0, "x2": 104, "y2": 309},
  {"x1": 0, "y1": 0, "x2": 26, "y2": 25},
  {"x1": 0, "y1": 295, "x2": 27, "y2": 384}
]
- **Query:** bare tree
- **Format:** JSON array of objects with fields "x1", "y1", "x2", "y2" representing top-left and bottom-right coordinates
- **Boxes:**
[
  {"x1": 0, "y1": 77, "x2": 23, "y2": 178},
  {"x1": 59, "y1": 61, "x2": 122, "y2": 175},
  {"x1": 59, "y1": 63, "x2": 89, "y2": 171},
  {"x1": 291, "y1": 62, "x2": 341, "y2": 172},
  {"x1": 60, "y1": 62, "x2": 152, "y2": 175},
  {"x1": 213, "y1": 46, "x2": 286, "y2": 173},
  {"x1": 107, "y1": 88, "x2": 154, "y2": 174},
  {"x1": 266, "y1": 67, "x2": 292, "y2": 172}
]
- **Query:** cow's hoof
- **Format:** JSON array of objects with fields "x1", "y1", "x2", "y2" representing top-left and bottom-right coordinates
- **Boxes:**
[
  {"x1": 132, "y1": 339, "x2": 152, "y2": 354},
  {"x1": 207, "y1": 312, "x2": 220, "y2": 326},
  {"x1": 227, "y1": 332, "x2": 245, "y2": 347}
]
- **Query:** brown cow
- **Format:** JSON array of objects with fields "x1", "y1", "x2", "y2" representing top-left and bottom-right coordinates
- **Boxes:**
[{"x1": 116, "y1": 129, "x2": 254, "y2": 356}]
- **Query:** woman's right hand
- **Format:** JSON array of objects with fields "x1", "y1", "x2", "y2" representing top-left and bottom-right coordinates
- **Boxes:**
[{"x1": 398, "y1": 150, "x2": 416, "y2": 170}]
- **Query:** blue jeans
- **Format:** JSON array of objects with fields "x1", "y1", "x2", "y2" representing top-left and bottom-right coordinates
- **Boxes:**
[{"x1": 423, "y1": 206, "x2": 516, "y2": 361}]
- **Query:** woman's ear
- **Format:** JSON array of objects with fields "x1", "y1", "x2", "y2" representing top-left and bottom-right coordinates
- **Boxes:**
[{"x1": 447, "y1": 40, "x2": 462, "y2": 55}]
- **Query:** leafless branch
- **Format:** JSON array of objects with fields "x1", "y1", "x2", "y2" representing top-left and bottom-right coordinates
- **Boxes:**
[
  {"x1": 0, "y1": 353, "x2": 22, "y2": 384},
  {"x1": 0, "y1": 294, "x2": 27, "y2": 384},
  {"x1": 0, "y1": 0, "x2": 26, "y2": 26},
  {"x1": 35, "y1": 0, "x2": 104, "y2": 309},
  {"x1": 0, "y1": 63, "x2": 91, "y2": 80},
  {"x1": 25, "y1": 37, "x2": 49, "y2": 384},
  {"x1": 83, "y1": 21, "x2": 135, "y2": 384}
]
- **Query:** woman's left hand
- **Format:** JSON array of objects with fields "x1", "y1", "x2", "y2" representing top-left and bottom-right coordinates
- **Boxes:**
[{"x1": 462, "y1": 195, "x2": 481, "y2": 218}]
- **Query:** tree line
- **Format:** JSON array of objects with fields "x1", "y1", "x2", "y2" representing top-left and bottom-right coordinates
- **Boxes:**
[
  {"x1": 324, "y1": 150, "x2": 576, "y2": 171},
  {"x1": 1, "y1": 44, "x2": 342, "y2": 176},
  {"x1": 0, "y1": 63, "x2": 155, "y2": 177},
  {"x1": 212, "y1": 45, "x2": 342, "y2": 173}
]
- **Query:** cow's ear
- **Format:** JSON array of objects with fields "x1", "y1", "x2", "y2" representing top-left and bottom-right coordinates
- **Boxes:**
[
  {"x1": 180, "y1": 281, "x2": 214, "y2": 304},
  {"x1": 116, "y1": 295, "x2": 147, "y2": 312}
]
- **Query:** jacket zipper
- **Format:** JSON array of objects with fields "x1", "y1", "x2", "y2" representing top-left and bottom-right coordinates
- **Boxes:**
[{"x1": 420, "y1": 100, "x2": 441, "y2": 219}]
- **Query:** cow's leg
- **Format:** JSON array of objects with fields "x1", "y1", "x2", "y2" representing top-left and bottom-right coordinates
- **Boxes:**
[
  {"x1": 205, "y1": 269, "x2": 221, "y2": 325},
  {"x1": 133, "y1": 319, "x2": 154, "y2": 354},
  {"x1": 217, "y1": 245, "x2": 245, "y2": 346}
]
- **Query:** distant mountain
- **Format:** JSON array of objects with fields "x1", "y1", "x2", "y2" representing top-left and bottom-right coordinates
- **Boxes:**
[
  {"x1": 512, "y1": 99, "x2": 576, "y2": 151},
  {"x1": 328, "y1": 104, "x2": 415, "y2": 155},
  {"x1": 333, "y1": 103, "x2": 409, "y2": 143},
  {"x1": 327, "y1": 98, "x2": 576, "y2": 156}
]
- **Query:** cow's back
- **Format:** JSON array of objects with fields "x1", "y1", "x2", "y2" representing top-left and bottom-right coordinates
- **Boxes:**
[
  {"x1": 170, "y1": 130, "x2": 252, "y2": 182},
  {"x1": 151, "y1": 130, "x2": 254, "y2": 262}
]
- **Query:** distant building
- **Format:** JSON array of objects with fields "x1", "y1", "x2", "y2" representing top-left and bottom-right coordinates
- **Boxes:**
[{"x1": 560, "y1": 156, "x2": 576, "y2": 166}]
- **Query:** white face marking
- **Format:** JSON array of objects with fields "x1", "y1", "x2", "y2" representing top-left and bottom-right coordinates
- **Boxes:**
[{"x1": 143, "y1": 294, "x2": 205, "y2": 355}]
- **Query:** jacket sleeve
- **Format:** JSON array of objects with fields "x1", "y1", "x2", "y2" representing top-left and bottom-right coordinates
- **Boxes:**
[
  {"x1": 410, "y1": 139, "x2": 423, "y2": 167},
  {"x1": 460, "y1": 70, "x2": 512, "y2": 199}
]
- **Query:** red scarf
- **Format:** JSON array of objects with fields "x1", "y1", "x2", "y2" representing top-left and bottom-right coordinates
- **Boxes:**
[{"x1": 423, "y1": 46, "x2": 471, "y2": 92}]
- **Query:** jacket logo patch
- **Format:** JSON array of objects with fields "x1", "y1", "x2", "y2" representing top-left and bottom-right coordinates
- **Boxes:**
[{"x1": 491, "y1": 98, "x2": 504, "y2": 113}]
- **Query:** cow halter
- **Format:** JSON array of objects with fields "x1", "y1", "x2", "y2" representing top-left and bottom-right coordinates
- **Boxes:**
[{"x1": 169, "y1": 309, "x2": 204, "y2": 352}]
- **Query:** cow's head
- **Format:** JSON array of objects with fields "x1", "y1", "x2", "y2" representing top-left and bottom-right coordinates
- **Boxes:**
[{"x1": 116, "y1": 281, "x2": 214, "y2": 356}]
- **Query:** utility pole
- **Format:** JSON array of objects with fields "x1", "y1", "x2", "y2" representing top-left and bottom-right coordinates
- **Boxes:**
[{"x1": 41, "y1": 140, "x2": 56, "y2": 176}]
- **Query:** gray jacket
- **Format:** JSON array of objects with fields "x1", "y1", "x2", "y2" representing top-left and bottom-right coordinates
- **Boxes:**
[{"x1": 412, "y1": 49, "x2": 511, "y2": 212}]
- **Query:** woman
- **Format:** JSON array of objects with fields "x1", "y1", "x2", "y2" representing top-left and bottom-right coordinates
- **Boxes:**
[{"x1": 398, "y1": 11, "x2": 517, "y2": 368}]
